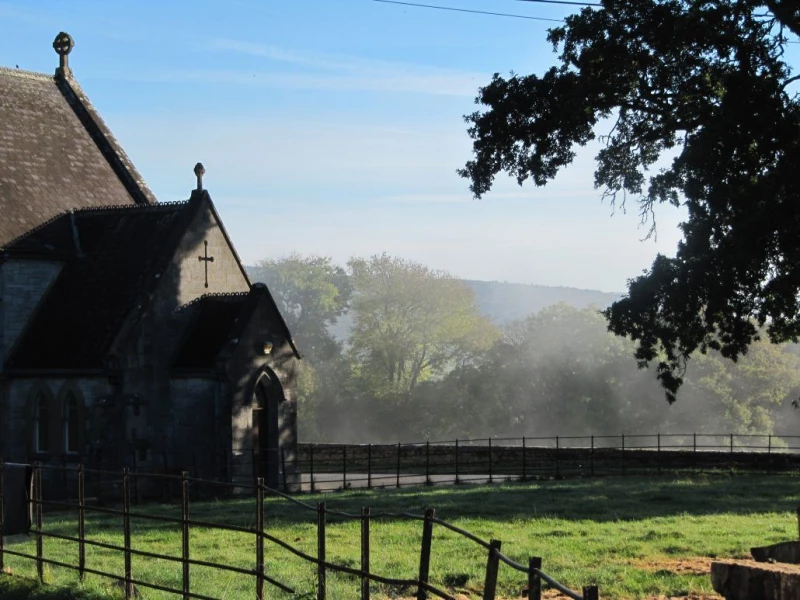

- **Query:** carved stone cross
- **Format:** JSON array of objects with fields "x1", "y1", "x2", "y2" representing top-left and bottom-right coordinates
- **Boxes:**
[{"x1": 198, "y1": 240, "x2": 214, "y2": 288}]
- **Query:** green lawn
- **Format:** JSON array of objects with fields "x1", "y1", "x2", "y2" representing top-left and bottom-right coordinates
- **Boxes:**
[{"x1": 3, "y1": 472, "x2": 799, "y2": 599}]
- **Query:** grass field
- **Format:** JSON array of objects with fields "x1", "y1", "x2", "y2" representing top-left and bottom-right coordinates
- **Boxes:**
[{"x1": 2, "y1": 471, "x2": 800, "y2": 599}]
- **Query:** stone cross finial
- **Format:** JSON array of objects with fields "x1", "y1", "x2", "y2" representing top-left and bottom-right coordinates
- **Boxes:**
[
  {"x1": 194, "y1": 163, "x2": 206, "y2": 191},
  {"x1": 53, "y1": 32, "x2": 74, "y2": 76}
]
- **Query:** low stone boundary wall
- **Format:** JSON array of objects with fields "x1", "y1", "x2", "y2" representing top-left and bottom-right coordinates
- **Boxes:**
[{"x1": 296, "y1": 440, "x2": 800, "y2": 483}]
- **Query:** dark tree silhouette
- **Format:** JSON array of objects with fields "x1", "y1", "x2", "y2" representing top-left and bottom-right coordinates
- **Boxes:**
[{"x1": 460, "y1": 0, "x2": 800, "y2": 401}]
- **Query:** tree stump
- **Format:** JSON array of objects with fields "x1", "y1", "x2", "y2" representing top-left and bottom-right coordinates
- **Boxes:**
[
  {"x1": 751, "y1": 541, "x2": 800, "y2": 564},
  {"x1": 711, "y1": 560, "x2": 800, "y2": 599}
]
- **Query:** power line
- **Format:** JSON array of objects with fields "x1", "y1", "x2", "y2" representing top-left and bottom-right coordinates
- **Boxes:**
[{"x1": 371, "y1": 0, "x2": 565, "y2": 21}]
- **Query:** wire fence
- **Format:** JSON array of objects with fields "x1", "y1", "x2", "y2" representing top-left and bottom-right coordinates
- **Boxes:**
[
  {"x1": 0, "y1": 460, "x2": 599, "y2": 600},
  {"x1": 292, "y1": 433, "x2": 800, "y2": 491}
]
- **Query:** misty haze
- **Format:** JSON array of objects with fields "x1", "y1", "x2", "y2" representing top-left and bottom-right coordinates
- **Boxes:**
[{"x1": 3, "y1": 1, "x2": 800, "y2": 599}]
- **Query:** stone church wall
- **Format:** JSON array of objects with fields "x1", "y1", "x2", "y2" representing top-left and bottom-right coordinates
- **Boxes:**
[
  {"x1": 0, "y1": 258, "x2": 62, "y2": 364},
  {"x1": 2, "y1": 377, "x2": 111, "y2": 464},
  {"x1": 226, "y1": 290, "x2": 299, "y2": 487},
  {"x1": 162, "y1": 198, "x2": 249, "y2": 312},
  {"x1": 108, "y1": 199, "x2": 251, "y2": 481},
  {"x1": 169, "y1": 377, "x2": 227, "y2": 480}
]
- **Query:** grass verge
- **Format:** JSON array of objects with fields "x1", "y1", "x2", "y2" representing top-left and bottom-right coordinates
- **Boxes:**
[{"x1": 3, "y1": 471, "x2": 799, "y2": 599}]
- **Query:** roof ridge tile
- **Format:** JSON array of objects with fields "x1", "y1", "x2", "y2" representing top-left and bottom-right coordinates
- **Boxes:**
[
  {"x1": 1, "y1": 201, "x2": 191, "y2": 251},
  {"x1": 0, "y1": 66, "x2": 52, "y2": 81},
  {"x1": 72, "y1": 200, "x2": 190, "y2": 214},
  {"x1": 1, "y1": 213, "x2": 66, "y2": 251},
  {"x1": 176, "y1": 292, "x2": 252, "y2": 312}
]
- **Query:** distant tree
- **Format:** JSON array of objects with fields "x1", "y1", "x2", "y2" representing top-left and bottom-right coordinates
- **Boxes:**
[
  {"x1": 460, "y1": 0, "x2": 800, "y2": 401},
  {"x1": 426, "y1": 305, "x2": 800, "y2": 438},
  {"x1": 348, "y1": 254, "x2": 500, "y2": 397},
  {"x1": 252, "y1": 254, "x2": 351, "y2": 360},
  {"x1": 681, "y1": 339, "x2": 800, "y2": 433}
]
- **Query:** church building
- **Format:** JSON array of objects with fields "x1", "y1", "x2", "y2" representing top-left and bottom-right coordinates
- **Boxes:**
[{"x1": 0, "y1": 33, "x2": 300, "y2": 489}]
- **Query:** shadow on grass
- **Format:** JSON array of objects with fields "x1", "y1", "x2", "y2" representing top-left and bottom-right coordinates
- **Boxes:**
[
  {"x1": 0, "y1": 574, "x2": 117, "y2": 599},
  {"x1": 21, "y1": 470, "x2": 800, "y2": 539}
]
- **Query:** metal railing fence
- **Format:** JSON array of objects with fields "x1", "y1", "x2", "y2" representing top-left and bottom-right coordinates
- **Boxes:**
[{"x1": 0, "y1": 459, "x2": 598, "y2": 600}]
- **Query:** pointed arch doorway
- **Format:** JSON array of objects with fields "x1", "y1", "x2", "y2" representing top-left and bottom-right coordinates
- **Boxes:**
[{"x1": 252, "y1": 368, "x2": 285, "y2": 489}]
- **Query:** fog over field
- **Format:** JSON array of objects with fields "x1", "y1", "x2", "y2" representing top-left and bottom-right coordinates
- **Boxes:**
[{"x1": 249, "y1": 258, "x2": 800, "y2": 445}]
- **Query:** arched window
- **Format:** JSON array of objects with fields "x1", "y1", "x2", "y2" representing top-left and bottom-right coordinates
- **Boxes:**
[
  {"x1": 33, "y1": 391, "x2": 49, "y2": 453},
  {"x1": 64, "y1": 392, "x2": 80, "y2": 454}
]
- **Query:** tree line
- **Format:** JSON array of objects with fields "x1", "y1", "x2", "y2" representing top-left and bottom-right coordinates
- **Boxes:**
[{"x1": 250, "y1": 254, "x2": 800, "y2": 443}]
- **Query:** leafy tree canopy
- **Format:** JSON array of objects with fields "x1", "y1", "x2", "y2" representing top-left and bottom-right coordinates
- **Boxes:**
[
  {"x1": 251, "y1": 254, "x2": 351, "y2": 360},
  {"x1": 460, "y1": 0, "x2": 800, "y2": 401},
  {"x1": 348, "y1": 254, "x2": 499, "y2": 397}
]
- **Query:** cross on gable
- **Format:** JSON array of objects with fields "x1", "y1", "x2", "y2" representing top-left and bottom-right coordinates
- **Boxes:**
[{"x1": 198, "y1": 240, "x2": 214, "y2": 288}]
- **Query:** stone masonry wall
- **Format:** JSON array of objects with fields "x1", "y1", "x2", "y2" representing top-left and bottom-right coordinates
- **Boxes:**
[
  {"x1": 0, "y1": 258, "x2": 62, "y2": 364},
  {"x1": 111, "y1": 197, "x2": 250, "y2": 478},
  {"x1": 296, "y1": 442, "x2": 800, "y2": 481},
  {"x1": 226, "y1": 288, "x2": 299, "y2": 488},
  {"x1": 3, "y1": 377, "x2": 111, "y2": 463},
  {"x1": 169, "y1": 378, "x2": 223, "y2": 479}
]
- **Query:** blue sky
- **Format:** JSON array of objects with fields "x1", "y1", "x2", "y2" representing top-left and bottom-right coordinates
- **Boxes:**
[{"x1": 3, "y1": 0, "x2": 792, "y2": 292}]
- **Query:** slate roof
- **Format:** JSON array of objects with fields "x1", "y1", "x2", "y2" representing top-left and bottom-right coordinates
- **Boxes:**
[
  {"x1": 5, "y1": 202, "x2": 193, "y2": 370},
  {"x1": 0, "y1": 66, "x2": 155, "y2": 248},
  {"x1": 1, "y1": 44, "x2": 301, "y2": 370}
]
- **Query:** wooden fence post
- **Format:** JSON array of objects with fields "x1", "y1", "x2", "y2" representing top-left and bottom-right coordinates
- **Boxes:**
[
  {"x1": 78, "y1": 464, "x2": 85, "y2": 582},
  {"x1": 123, "y1": 468, "x2": 133, "y2": 600},
  {"x1": 256, "y1": 477, "x2": 265, "y2": 600},
  {"x1": 483, "y1": 539, "x2": 502, "y2": 600},
  {"x1": 367, "y1": 444, "x2": 372, "y2": 490},
  {"x1": 528, "y1": 557, "x2": 541, "y2": 600},
  {"x1": 417, "y1": 508, "x2": 435, "y2": 600},
  {"x1": 797, "y1": 506, "x2": 800, "y2": 539},
  {"x1": 425, "y1": 441, "x2": 431, "y2": 486},
  {"x1": 583, "y1": 585, "x2": 599, "y2": 600},
  {"x1": 35, "y1": 463, "x2": 43, "y2": 583},
  {"x1": 61, "y1": 454, "x2": 68, "y2": 499},
  {"x1": 657, "y1": 433, "x2": 661, "y2": 475},
  {"x1": 310, "y1": 445, "x2": 315, "y2": 493},
  {"x1": 281, "y1": 448, "x2": 288, "y2": 492},
  {"x1": 361, "y1": 507, "x2": 370, "y2": 600},
  {"x1": 555, "y1": 436, "x2": 560, "y2": 479},
  {"x1": 396, "y1": 442, "x2": 402, "y2": 488},
  {"x1": 131, "y1": 449, "x2": 138, "y2": 506},
  {"x1": 317, "y1": 501, "x2": 327, "y2": 600},
  {"x1": 181, "y1": 471, "x2": 190, "y2": 600},
  {"x1": 768, "y1": 435, "x2": 773, "y2": 473},
  {"x1": 251, "y1": 446, "x2": 257, "y2": 490},
  {"x1": 0, "y1": 458, "x2": 4, "y2": 574},
  {"x1": 488, "y1": 438, "x2": 493, "y2": 484},
  {"x1": 522, "y1": 437, "x2": 527, "y2": 481},
  {"x1": 796, "y1": 506, "x2": 800, "y2": 540},
  {"x1": 455, "y1": 440, "x2": 460, "y2": 485}
]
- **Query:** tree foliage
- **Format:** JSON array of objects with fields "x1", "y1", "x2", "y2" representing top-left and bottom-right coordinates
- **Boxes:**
[
  {"x1": 415, "y1": 304, "x2": 800, "y2": 441},
  {"x1": 252, "y1": 254, "x2": 350, "y2": 360},
  {"x1": 252, "y1": 255, "x2": 800, "y2": 442},
  {"x1": 459, "y1": 0, "x2": 800, "y2": 401},
  {"x1": 347, "y1": 254, "x2": 500, "y2": 397}
]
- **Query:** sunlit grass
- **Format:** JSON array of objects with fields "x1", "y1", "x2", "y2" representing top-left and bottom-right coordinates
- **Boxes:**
[{"x1": 3, "y1": 472, "x2": 800, "y2": 599}]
